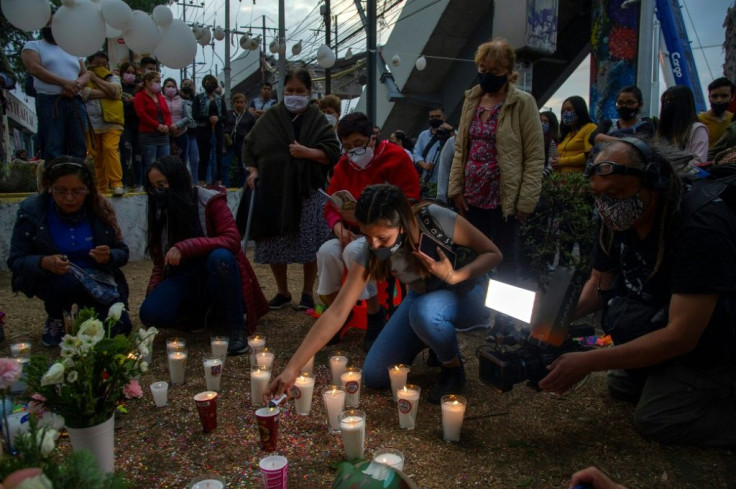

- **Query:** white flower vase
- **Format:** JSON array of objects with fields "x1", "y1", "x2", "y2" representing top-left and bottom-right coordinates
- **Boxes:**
[{"x1": 66, "y1": 415, "x2": 115, "y2": 473}]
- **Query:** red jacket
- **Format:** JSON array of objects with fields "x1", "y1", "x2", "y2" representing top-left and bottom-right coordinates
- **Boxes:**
[
  {"x1": 133, "y1": 91, "x2": 172, "y2": 134},
  {"x1": 324, "y1": 140, "x2": 421, "y2": 231},
  {"x1": 146, "y1": 188, "x2": 269, "y2": 333}
]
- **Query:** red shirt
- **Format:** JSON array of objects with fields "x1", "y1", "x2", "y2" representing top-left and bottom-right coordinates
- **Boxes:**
[{"x1": 133, "y1": 91, "x2": 172, "y2": 134}]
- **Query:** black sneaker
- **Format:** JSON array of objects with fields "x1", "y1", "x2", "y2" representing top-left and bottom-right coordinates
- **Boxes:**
[
  {"x1": 41, "y1": 318, "x2": 65, "y2": 347},
  {"x1": 425, "y1": 348, "x2": 441, "y2": 367},
  {"x1": 428, "y1": 364, "x2": 466, "y2": 404},
  {"x1": 268, "y1": 293, "x2": 292, "y2": 310},
  {"x1": 363, "y1": 307, "x2": 386, "y2": 352},
  {"x1": 296, "y1": 293, "x2": 315, "y2": 311},
  {"x1": 227, "y1": 330, "x2": 249, "y2": 356}
]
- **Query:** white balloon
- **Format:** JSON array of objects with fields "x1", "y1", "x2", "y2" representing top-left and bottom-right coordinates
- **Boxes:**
[
  {"x1": 239, "y1": 34, "x2": 251, "y2": 50},
  {"x1": 317, "y1": 45, "x2": 336, "y2": 69},
  {"x1": 60, "y1": 0, "x2": 75, "y2": 7},
  {"x1": 151, "y1": 5, "x2": 173, "y2": 28},
  {"x1": 291, "y1": 40, "x2": 302, "y2": 56},
  {"x1": 192, "y1": 25, "x2": 203, "y2": 40},
  {"x1": 415, "y1": 56, "x2": 427, "y2": 71},
  {"x1": 391, "y1": 54, "x2": 401, "y2": 67},
  {"x1": 123, "y1": 10, "x2": 162, "y2": 54},
  {"x1": 155, "y1": 19, "x2": 197, "y2": 69},
  {"x1": 1, "y1": 0, "x2": 51, "y2": 32},
  {"x1": 214, "y1": 26, "x2": 225, "y2": 41},
  {"x1": 316, "y1": 44, "x2": 331, "y2": 60},
  {"x1": 106, "y1": 23, "x2": 122, "y2": 39},
  {"x1": 249, "y1": 36, "x2": 261, "y2": 51},
  {"x1": 197, "y1": 26, "x2": 211, "y2": 47},
  {"x1": 269, "y1": 40, "x2": 278, "y2": 54},
  {"x1": 52, "y1": 0, "x2": 106, "y2": 57},
  {"x1": 345, "y1": 48, "x2": 353, "y2": 60},
  {"x1": 101, "y1": 0, "x2": 132, "y2": 30}
]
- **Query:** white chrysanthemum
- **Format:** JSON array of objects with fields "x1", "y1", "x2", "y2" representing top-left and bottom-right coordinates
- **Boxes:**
[
  {"x1": 59, "y1": 348, "x2": 74, "y2": 359},
  {"x1": 106, "y1": 302, "x2": 125, "y2": 323},
  {"x1": 60, "y1": 334, "x2": 80, "y2": 351},
  {"x1": 40, "y1": 363, "x2": 64, "y2": 386},
  {"x1": 66, "y1": 370, "x2": 78, "y2": 383},
  {"x1": 77, "y1": 318, "x2": 105, "y2": 345}
]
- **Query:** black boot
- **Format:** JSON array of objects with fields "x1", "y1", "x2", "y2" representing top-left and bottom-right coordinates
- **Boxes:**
[
  {"x1": 363, "y1": 307, "x2": 386, "y2": 352},
  {"x1": 227, "y1": 328, "x2": 249, "y2": 356},
  {"x1": 428, "y1": 363, "x2": 466, "y2": 404}
]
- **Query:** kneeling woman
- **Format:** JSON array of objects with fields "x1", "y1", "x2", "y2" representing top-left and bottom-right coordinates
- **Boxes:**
[
  {"x1": 8, "y1": 157, "x2": 131, "y2": 346},
  {"x1": 267, "y1": 184, "x2": 501, "y2": 403},
  {"x1": 138, "y1": 156, "x2": 268, "y2": 354}
]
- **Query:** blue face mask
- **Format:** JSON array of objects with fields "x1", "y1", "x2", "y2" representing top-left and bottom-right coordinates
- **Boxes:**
[
  {"x1": 541, "y1": 121, "x2": 550, "y2": 135},
  {"x1": 370, "y1": 233, "x2": 404, "y2": 262},
  {"x1": 561, "y1": 110, "x2": 577, "y2": 126}
]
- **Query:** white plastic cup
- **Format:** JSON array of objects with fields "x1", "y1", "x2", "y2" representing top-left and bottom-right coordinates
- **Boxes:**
[{"x1": 150, "y1": 381, "x2": 169, "y2": 407}]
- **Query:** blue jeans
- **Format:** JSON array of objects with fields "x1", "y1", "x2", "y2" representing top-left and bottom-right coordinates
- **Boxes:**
[
  {"x1": 173, "y1": 133, "x2": 189, "y2": 170},
  {"x1": 363, "y1": 278, "x2": 488, "y2": 389},
  {"x1": 186, "y1": 132, "x2": 200, "y2": 181},
  {"x1": 139, "y1": 249, "x2": 244, "y2": 331},
  {"x1": 35, "y1": 94, "x2": 87, "y2": 160},
  {"x1": 140, "y1": 141, "x2": 170, "y2": 177}
]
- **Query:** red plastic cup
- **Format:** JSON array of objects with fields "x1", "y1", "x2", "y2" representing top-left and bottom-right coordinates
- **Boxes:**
[
  {"x1": 259, "y1": 455, "x2": 288, "y2": 488},
  {"x1": 255, "y1": 406, "x2": 281, "y2": 452},
  {"x1": 194, "y1": 391, "x2": 218, "y2": 432}
]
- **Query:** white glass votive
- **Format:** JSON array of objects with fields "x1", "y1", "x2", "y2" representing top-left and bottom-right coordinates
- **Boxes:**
[
  {"x1": 166, "y1": 337, "x2": 186, "y2": 353},
  {"x1": 210, "y1": 336, "x2": 229, "y2": 359},
  {"x1": 322, "y1": 385, "x2": 346, "y2": 433},
  {"x1": 329, "y1": 351, "x2": 348, "y2": 385},
  {"x1": 248, "y1": 335, "x2": 266, "y2": 368},
  {"x1": 396, "y1": 384, "x2": 421, "y2": 430},
  {"x1": 387, "y1": 364, "x2": 410, "y2": 402},
  {"x1": 300, "y1": 355, "x2": 315, "y2": 376},
  {"x1": 441, "y1": 394, "x2": 467, "y2": 442},
  {"x1": 203, "y1": 357, "x2": 223, "y2": 392},
  {"x1": 167, "y1": 348, "x2": 188, "y2": 386},
  {"x1": 9, "y1": 358, "x2": 29, "y2": 394},
  {"x1": 250, "y1": 365, "x2": 271, "y2": 407},
  {"x1": 150, "y1": 381, "x2": 169, "y2": 407},
  {"x1": 292, "y1": 372, "x2": 315, "y2": 415},
  {"x1": 340, "y1": 367, "x2": 362, "y2": 408},
  {"x1": 9, "y1": 341, "x2": 32, "y2": 359},
  {"x1": 373, "y1": 448, "x2": 405, "y2": 471},
  {"x1": 339, "y1": 409, "x2": 366, "y2": 461},
  {"x1": 255, "y1": 348, "x2": 275, "y2": 369}
]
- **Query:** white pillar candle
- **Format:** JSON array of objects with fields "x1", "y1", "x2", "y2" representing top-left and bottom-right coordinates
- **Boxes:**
[
  {"x1": 396, "y1": 384, "x2": 421, "y2": 430},
  {"x1": 203, "y1": 357, "x2": 223, "y2": 392},
  {"x1": 190, "y1": 480, "x2": 224, "y2": 489},
  {"x1": 166, "y1": 338, "x2": 186, "y2": 353},
  {"x1": 292, "y1": 372, "x2": 315, "y2": 415},
  {"x1": 248, "y1": 335, "x2": 266, "y2": 368},
  {"x1": 256, "y1": 349, "x2": 275, "y2": 369},
  {"x1": 441, "y1": 395, "x2": 467, "y2": 442},
  {"x1": 250, "y1": 365, "x2": 271, "y2": 407},
  {"x1": 372, "y1": 448, "x2": 405, "y2": 471},
  {"x1": 387, "y1": 364, "x2": 410, "y2": 402},
  {"x1": 340, "y1": 367, "x2": 362, "y2": 408},
  {"x1": 329, "y1": 352, "x2": 348, "y2": 385},
  {"x1": 322, "y1": 385, "x2": 346, "y2": 433},
  {"x1": 339, "y1": 410, "x2": 366, "y2": 461},
  {"x1": 150, "y1": 381, "x2": 169, "y2": 407},
  {"x1": 300, "y1": 355, "x2": 315, "y2": 376},
  {"x1": 9, "y1": 342, "x2": 32, "y2": 359},
  {"x1": 167, "y1": 349, "x2": 188, "y2": 386},
  {"x1": 210, "y1": 336, "x2": 229, "y2": 359}
]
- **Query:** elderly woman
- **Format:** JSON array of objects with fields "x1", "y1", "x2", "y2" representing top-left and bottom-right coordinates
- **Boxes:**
[
  {"x1": 243, "y1": 68, "x2": 341, "y2": 310},
  {"x1": 7, "y1": 157, "x2": 131, "y2": 347}
]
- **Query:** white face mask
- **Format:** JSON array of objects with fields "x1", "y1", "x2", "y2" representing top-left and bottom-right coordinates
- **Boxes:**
[
  {"x1": 348, "y1": 146, "x2": 374, "y2": 170},
  {"x1": 284, "y1": 95, "x2": 309, "y2": 113},
  {"x1": 325, "y1": 114, "x2": 338, "y2": 126}
]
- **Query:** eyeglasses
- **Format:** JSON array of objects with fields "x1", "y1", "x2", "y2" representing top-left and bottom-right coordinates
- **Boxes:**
[
  {"x1": 51, "y1": 187, "x2": 88, "y2": 198},
  {"x1": 584, "y1": 161, "x2": 646, "y2": 178},
  {"x1": 345, "y1": 139, "x2": 371, "y2": 157},
  {"x1": 615, "y1": 100, "x2": 639, "y2": 108}
]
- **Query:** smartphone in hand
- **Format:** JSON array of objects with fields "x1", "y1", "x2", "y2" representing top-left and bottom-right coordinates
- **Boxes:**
[{"x1": 418, "y1": 233, "x2": 457, "y2": 267}]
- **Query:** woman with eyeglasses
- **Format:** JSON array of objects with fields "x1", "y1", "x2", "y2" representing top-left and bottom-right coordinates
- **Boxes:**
[
  {"x1": 7, "y1": 156, "x2": 132, "y2": 347},
  {"x1": 138, "y1": 156, "x2": 268, "y2": 355},
  {"x1": 553, "y1": 95, "x2": 597, "y2": 173},
  {"x1": 592, "y1": 86, "x2": 656, "y2": 145},
  {"x1": 243, "y1": 68, "x2": 341, "y2": 311}
]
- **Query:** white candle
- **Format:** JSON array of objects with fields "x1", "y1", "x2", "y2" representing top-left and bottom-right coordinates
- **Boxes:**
[
  {"x1": 329, "y1": 352, "x2": 348, "y2": 385},
  {"x1": 250, "y1": 366, "x2": 271, "y2": 407},
  {"x1": 441, "y1": 395, "x2": 467, "y2": 442},
  {"x1": 9, "y1": 358, "x2": 28, "y2": 394},
  {"x1": 150, "y1": 381, "x2": 169, "y2": 407},
  {"x1": 210, "y1": 336, "x2": 229, "y2": 359},
  {"x1": 301, "y1": 355, "x2": 315, "y2": 376},
  {"x1": 166, "y1": 338, "x2": 186, "y2": 353},
  {"x1": 292, "y1": 372, "x2": 315, "y2": 415},
  {"x1": 396, "y1": 384, "x2": 420, "y2": 430},
  {"x1": 248, "y1": 335, "x2": 266, "y2": 368},
  {"x1": 373, "y1": 448, "x2": 405, "y2": 471},
  {"x1": 339, "y1": 411, "x2": 366, "y2": 460},
  {"x1": 9, "y1": 342, "x2": 31, "y2": 358},
  {"x1": 340, "y1": 367, "x2": 362, "y2": 408},
  {"x1": 322, "y1": 385, "x2": 346, "y2": 433},
  {"x1": 190, "y1": 480, "x2": 224, "y2": 489},
  {"x1": 203, "y1": 357, "x2": 223, "y2": 392},
  {"x1": 387, "y1": 364, "x2": 410, "y2": 402},
  {"x1": 167, "y1": 350, "x2": 188, "y2": 385},
  {"x1": 256, "y1": 349, "x2": 275, "y2": 369}
]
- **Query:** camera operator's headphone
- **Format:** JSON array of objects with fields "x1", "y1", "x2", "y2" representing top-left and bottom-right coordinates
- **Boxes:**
[{"x1": 618, "y1": 137, "x2": 666, "y2": 189}]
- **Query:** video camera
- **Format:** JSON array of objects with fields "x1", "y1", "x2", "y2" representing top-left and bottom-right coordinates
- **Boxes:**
[{"x1": 477, "y1": 267, "x2": 593, "y2": 393}]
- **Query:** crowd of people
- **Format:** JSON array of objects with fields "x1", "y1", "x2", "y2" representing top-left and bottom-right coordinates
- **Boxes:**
[{"x1": 6, "y1": 31, "x2": 736, "y2": 488}]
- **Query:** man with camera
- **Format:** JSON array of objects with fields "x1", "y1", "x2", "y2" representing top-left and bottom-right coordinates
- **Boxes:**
[
  {"x1": 413, "y1": 106, "x2": 455, "y2": 185},
  {"x1": 539, "y1": 138, "x2": 736, "y2": 448}
]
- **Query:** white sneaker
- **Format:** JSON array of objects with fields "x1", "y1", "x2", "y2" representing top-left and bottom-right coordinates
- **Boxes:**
[{"x1": 112, "y1": 186, "x2": 125, "y2": 197}]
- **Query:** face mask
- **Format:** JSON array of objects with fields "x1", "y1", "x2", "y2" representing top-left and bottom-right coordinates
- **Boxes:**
[
  {"x1": 478, "y1": 72, "x2": 508, "y2": 94},
  {"x1": 143, "y1": 68, "x2": 154, "y2": 75},
  {"x1": 541, "y1": 121, "x2": 550, "y2": 135},
  {"x1": 371, "y1": 233, "x2": 404, "y2": 262},
  {"x1": 149, "y1": 187, "x2": 169, "y2": 209},
  {"x1": 325, "y1": 114, "x2": 338, "y2": 126},
  {"x1": 429, "y1": 118, "x2": 443, "y2": 129},
  {"x1": 348, "y1": 146, "x2": 374, "y2": 170},
  {"x1": 561, "y1": 110, "x2": 577, "y2": 126},
  {"x1": 711, "y1": 101, "x2": 730, "y2": 116},
  {"x1": 616, "y1": 106, "x2": 638, "y2": 121},
  {"x1": 151, "y1": 83, "x2": 162, "y2": 94},
  {"x1": 122, "y1": 73, "x2": 136, "y2": 85},
  {"x1": 595, "y1": 192, "x2": 646, "y2": 231},
  {"x1": 164, "y1": 87, "x2": 177, "y2": 98},
  {"x1": 284, "y1": 95, "x2": 309, "y2": 113},
  {"x1": 180, "y1": 87, "x2": 193, "y2": 97},
  {"x1": 204, "y1": 85, "x2": 216, "y2": 93},
  {"x1": 41, "y1": 27, "x2": 55, "y2": 44}
]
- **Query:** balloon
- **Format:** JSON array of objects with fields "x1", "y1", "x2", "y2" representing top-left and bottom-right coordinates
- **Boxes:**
[
  {"x1": 239, "y1": 35, "x2": 251, "y2": 50},
  {"x1": 249, "y1": 36, "x2": 260, "y2": 51},
  {"x1": 123, "y1": 10, "x2": 162, "y2": 54},
  {"x1": 100, "y1": 0, "x2": 131, "y2": 30},
  {"x1": 415, "y1": 56, "x2": 427, "y2": 71},
  {"x1": 197, "y1": 26, "x2": 211, "y2": 47},
  {"x1": 269, "y1": 40, "x2": 278, "y2": 54},
  {"x1": 291, "y1": 40, "x2": 302, "y2": 56},
  {"x1": 1, "y1": 0, "x2": 51, "y2": 32},
  {"x1": 52, "y1": 0, "x2": 106, "y2": 57},
  {"x1": 345, "y1": 48, "x2": 353, "y2": 60},
  {"x1": 60, "y1": 0, "x2": 75, "y2": 7},
  {"x1": 106, "y1": 23, "x2": 122, "y2": 39},
  {"x1": 192, "y1": 25, "x2": 203, "y2": 40},
  {"x1": 391, "y1": 54, "x2": 401, "y2": 67},
  {"x1": 152, "y1": 5, "x2": 173, "y2": 28},
  {"x1": 214, "y1": 26, "x2": 225, "y2": 41},
  {"x1": 155, "y1": 19, "x2": 197, "y2": 69},
  {"x1": 317, "y1": 45, "x2": 336, "y2": 69}
]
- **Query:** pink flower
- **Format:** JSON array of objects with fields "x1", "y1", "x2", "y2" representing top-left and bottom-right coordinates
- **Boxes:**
[
  {"x1": 0, "y1": 358, "x2": 22, "y2": 390},
  {"x1": 123, "y1": 379, "x2": 143, "y2": 399},
  {"x1": 28, "y1": 394, "x2": 47, "y2": 416}
]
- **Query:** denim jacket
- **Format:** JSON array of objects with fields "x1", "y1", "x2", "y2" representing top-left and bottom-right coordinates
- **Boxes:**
[{"x1": 192, "y1": 92, "x2": 227, "y2": 127}]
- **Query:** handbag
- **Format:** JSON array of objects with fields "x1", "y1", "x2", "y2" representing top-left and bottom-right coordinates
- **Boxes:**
[{"x1": 68, "y1": 263, "x2": 120, "y2": 305}]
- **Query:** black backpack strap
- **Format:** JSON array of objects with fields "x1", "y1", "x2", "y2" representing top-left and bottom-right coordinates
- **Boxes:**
[
  {"x1": 418, "y1": 206, "x2": 453, "y2": 247},
  {"x1": 681, "y1": 164, "x2": 736, "y2": 219}
]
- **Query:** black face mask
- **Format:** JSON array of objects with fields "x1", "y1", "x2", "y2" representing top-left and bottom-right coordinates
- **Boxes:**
[
  {"x1": 478, "y1": 72, "x2": 507, "y2": 94},
  {"x1": 180, "y1": 87, "x2": 193, "y2": 97},
  {"x1": 616, "y1": 106, "x2": 638, "y2": 121},
  {"x1": 711, "y1": 101, "x2": 730, "y2": 116},
  {"x1": 41, "y1": 27, "x2": 55, "y2": 44},
  {"x1": 429, "y1": 119, "x2": 443, "y2": 129},
  {"x1": 204, "y1": 85, "x2": 216, "y2": 94},
  {"x1": 149, "y1": 187, "x2": 169, "y2": 209},
  {"x1": 371, "y1": 233, "x2": 404, "y2": 262}
]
